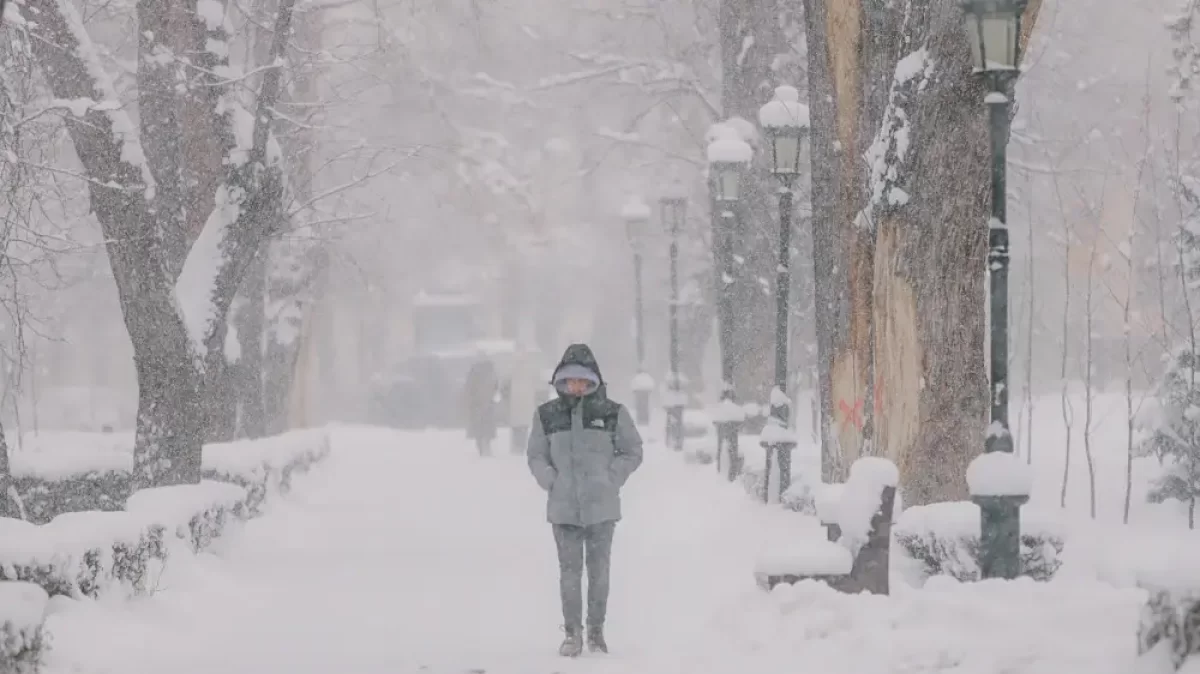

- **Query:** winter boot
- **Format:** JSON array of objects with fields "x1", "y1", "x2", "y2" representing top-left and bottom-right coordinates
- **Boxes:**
[
  {"x1": 559, "y1": 628, "x2": 583, "y2": 657},
  {"x1": 586, "y1": 626, "x2": 607, "y2": 654}
]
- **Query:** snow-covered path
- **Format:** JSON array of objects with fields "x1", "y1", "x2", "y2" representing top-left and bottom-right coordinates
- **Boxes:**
[
  {"x1": 42, "y1": 426, "x2": 771, "y2": 674},
  {"x1": 40, "y1": 425, "x2": 1147, "y2": 674}
]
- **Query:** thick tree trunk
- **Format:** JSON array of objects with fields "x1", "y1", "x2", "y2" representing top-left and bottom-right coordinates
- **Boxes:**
[
  {"x1": 24, "y1": 0, "x2": 297, "y2": 487},
  {"x1": 802, "y1": 0, "x2": 880, "y2": 481},
  {"x1": 718, "y1": 0, "x2": 806, "y2": 419},
  {"x1": 128, "y1": 306, "x2": 205, "y2": 488},
  {"x1": 803, "y1": 0, "x2": 1039, "y2": 504}
]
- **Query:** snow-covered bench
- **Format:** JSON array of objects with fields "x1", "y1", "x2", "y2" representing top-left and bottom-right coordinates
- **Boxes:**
[
  {"x1": 0, "y1": 581, "x2": 48, "y2": 672},
  {"x1": 754, "y1": 457, "x2": 898, "y2": 595}
]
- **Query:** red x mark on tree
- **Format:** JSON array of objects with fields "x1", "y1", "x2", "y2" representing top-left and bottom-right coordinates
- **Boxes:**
[{"x1": 837, "y1": 398, "x2": 864, "y2": 431}]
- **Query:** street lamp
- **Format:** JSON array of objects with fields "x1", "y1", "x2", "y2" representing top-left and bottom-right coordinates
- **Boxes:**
[
  {"x1": 621, "y1": 195, "x2": 653, "y2": 426},
  {"x1": 757, "y1": 84, "x2": 810, "y2": 504},
  {"x1": 706, "y1": 123, "x2": 753, "y2": 481},
  {"x1": 960, "y1": 0, "x2": 1027, "y2": 580},
  {"x1": 659, "y1": 188, "x2": 688, "y2": 452}
]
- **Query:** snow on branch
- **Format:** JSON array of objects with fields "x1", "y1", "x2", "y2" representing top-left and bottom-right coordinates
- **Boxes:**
[
  {"x1": 858, "y1": 47, "x2": 934, "y2": 230},
  {"x1": 23, "y1": 0, "x2": 156, "y2": 199},
  {"x1": 175, "y1": 0, "x2": 298, "y2": 361},
  {"x1": 535, "y1": 51, "x2": 719, "y2": 116}
]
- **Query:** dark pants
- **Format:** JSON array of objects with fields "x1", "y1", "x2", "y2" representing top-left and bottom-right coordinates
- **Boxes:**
[{"x1": 552, "y1": 521, "x2": 616, "y2": 631}]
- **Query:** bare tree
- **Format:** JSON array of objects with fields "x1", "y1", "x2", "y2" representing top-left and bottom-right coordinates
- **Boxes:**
[
  {"x1": 1052, "y1": 174, "x2": 1075, "y2": 509},
  {"x1": 1082, "y1": 235, "x2": 1099, "y2": 520}
]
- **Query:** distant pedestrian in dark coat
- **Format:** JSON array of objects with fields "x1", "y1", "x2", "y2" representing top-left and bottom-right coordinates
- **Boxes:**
[{"x1": 463, "y1": 357, "x2": 498, "y2": 455}]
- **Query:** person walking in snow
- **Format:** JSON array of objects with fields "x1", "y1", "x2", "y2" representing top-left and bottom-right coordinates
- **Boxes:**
[
  {"x1": 526, "y1": 344, "x2": 644, "y2": 657},
  {"x1": 463, "y1": 356, "x2": 499, "y2": 455},
  {"x1": 507, "y1": 346, "x2": 542, "y2": 454}
]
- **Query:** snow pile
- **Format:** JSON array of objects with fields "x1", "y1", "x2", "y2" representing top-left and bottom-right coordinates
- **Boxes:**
[
  {"x1": 706, "y1": 124, "x2": 753, "y2": 164},
  {"x1": 757, "y1": 85, "x2": 810, "y2": 129},
  {"x1": 6, "y1": 427, "x2": 330, "y2": 523},
  {"x1": 815, "y1": 483, "x2": 845, "y2": 525},
  {"x1": 709, "y1": 399, "x2": 746, "y2": 423},
  {"x1": 126, "y1": 481, "x2": 247, "y2": 552},
  {"x1": 893, "y1": 501, "x2": 1066, "y2": 583},
  {"x1": 753, "y1": 507, "x2": 849, "y2": 581},
  {"x1": 966, "y1": 450, "x2": 1032, "y2": 497},
  {"x1": 708, "y1": 574, "x2": 1144, "y2": 673},
  {"x1": 0, "y1": 581, "x2": 48, "y2": 672},
  {"x1": 836, "y1": 457, "x2": 898, "y2": 555},
  {"x1": 630, "y1": 372, "x2": 655, "y2": 392},
  {"x1": 620, "y1": 196, "x2": 651, "y2": 222},
  {"x1": 755, "y1": 538, "x2": 852, "y2": 578},
  {"x1": 9, "y1": 431, "x2": 134, "y2": 480}
]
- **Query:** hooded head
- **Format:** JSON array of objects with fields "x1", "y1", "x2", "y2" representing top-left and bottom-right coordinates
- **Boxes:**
[{"x1": 550, "y1": 343, "x2": 604, "y2": 399}]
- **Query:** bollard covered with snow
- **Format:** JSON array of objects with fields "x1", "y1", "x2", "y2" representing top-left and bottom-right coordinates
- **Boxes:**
[
  {"x1": 967, "y1": 450, "x2": 1031, "y2": 580},
  {"x1": 0, "y1": 581, "x2": 48, "y2": 672},
  {"x1": 966, "y1": 450, "x2": 1032, "y2": 497}
]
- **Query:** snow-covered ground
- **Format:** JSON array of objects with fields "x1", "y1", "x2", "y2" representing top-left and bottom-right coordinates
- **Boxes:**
[{"x1": 35, "y1": 421, "x2": 1152, "y2": 673}]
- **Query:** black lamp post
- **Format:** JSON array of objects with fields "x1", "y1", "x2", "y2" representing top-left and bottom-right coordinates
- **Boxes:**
[
  {"x1": 757, "y1": 85, "x2": 810, "y2": 504},
  {"x1": 622, "y1": 195, "x2": 653, "y2": 426},
  {"x1": 960, "y1": 0, "x2": 1027, "y2": 580},
  {"x1": 660, "y1": 190, "x2": 687, "y2": 452},
  {"x1": 706, "y1": 123, "x2": 753, "y2": 481}
]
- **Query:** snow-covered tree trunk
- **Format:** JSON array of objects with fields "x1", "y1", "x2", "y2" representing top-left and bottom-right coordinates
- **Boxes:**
[
  {"x1": 22, "y1": 0, "x2": 296, "y2": 487},
  {"x1": 803, "y1": 0, "x2": 1041, "y2": 504},
  {"x1": 718, "y1": 0, "x2": 806, "y2": 418}
]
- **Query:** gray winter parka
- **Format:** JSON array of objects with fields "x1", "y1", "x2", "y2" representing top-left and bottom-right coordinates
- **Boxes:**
[{"x1": 527, "y1": 345, "x2": 644, "y2": 526}]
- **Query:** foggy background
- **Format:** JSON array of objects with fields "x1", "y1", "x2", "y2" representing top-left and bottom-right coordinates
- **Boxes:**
[{"x1": 0, "y1": 0, "x2": 1187, "y2": 436}]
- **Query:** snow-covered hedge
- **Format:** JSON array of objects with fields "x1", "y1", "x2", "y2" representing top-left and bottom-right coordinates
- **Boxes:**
[
  {"x1": 1135, "y1": 551, "x2": 1200, "y2": 673},
  {"x1": 0, "y1": 428, "x2": 331, "y2": 600},
  {"x1": 0, "y1": 581, "x2": 48, "y2": 673},
  {"x1": 893, "y1": 502, "x2": 1065, "y2": 583},
  {"x1": 5, "y1": 428, "x2": 330, "y2": 524},
  {"x1": 1137, "y1": 587, "x2": 1200, "y2": 673}
]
